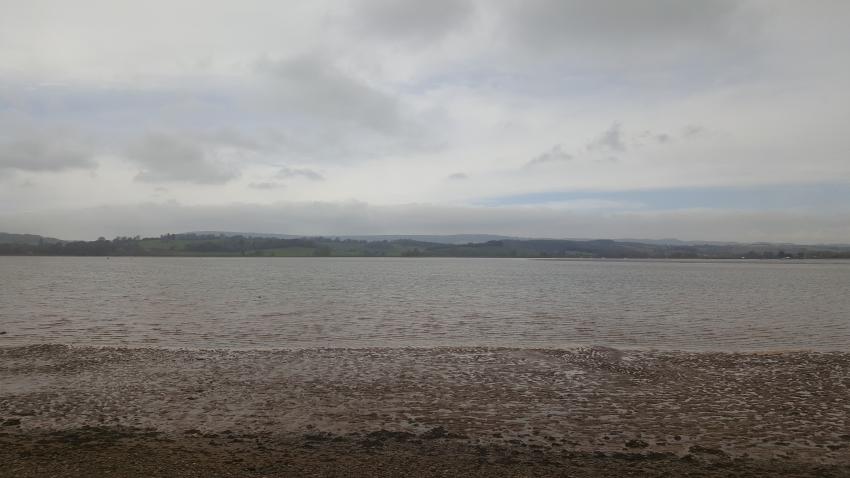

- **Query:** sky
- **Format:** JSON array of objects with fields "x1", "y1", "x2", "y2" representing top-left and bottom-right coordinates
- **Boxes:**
[{"x1": 1, "y1": 0, "x2": 849, "y2": 242}]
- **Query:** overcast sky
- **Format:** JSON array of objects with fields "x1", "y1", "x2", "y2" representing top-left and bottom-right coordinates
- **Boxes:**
[{"x1": 1, "y1": 0, "x2": 849, "y2": 242}]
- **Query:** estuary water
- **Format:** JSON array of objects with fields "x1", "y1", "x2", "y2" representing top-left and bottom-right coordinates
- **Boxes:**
[{"x1": 1, "y1": 256, "x2": 848, "y2": 351}]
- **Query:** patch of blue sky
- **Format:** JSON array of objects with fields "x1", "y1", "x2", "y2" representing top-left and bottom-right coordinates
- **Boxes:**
[
  {"x1": 1, "y1": 82, "x2": 243, "y2": 126},
  {"x1": 398, "y1": 55, "x2": 753, "y2": 103},
  {"x1": 478, "y1": 183, "x2": 850, "y2": 211}
]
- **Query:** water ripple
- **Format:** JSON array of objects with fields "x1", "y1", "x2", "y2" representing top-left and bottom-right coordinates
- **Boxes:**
[{"x1": 0, "y1": 257, "x2": 848, "y2": 351}]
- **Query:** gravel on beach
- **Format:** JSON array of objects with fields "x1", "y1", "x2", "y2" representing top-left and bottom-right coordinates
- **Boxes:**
[{"x1": 1, "y1": 344, "x2": 849, "y2": 477}]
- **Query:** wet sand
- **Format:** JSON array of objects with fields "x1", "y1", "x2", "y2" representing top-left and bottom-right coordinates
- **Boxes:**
[{"x1": 1, "y1": 344, "x2": 849, "y2": 477}]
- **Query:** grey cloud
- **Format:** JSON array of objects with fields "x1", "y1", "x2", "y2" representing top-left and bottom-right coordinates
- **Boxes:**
[
  {"x1": 636, "y1": 130, "x2": 672, "y2": 146},
  {"x1": 500, "y1": 0, "x2": 755, "y2": 68},
  {"x1": 2, "y1": 1, "x2": 848, "y2": 239},
  {"x1": 128, "y1": 133, "x2": 239, "y2": 184},
  {"x1": 348, "y1": 0, "x2": 475, "y2": 43},
  {"x1": 249, "y1": 181, "x2": 286, "y2": 190},
  {"x1": 251, "y1": 55, "x2": 446, "y2": 164},
  {"x1": 0, "y1": 134, "x2": 97, "y2": 172},
  {"x1": 588, "y1": 123, "x2": 626, "y2": 153},
  {"x1": 275, "y1": 167, "x2": 324, "y2": 181},
  {"x1": 447, "y1": 172, "x2": 469, "y2": 180},
  {"x1": 257, "y1": 56, "x2": 404, "y2": 134},
  {"x1": 202, "y1": 129, "x2": 268, "y2": 152},
  {"x1": 525, "y1": 144, "x2": 573, "y2": 168},
  {"x1": 683, "y1": 125, "x2": 704, "y2": 137}
]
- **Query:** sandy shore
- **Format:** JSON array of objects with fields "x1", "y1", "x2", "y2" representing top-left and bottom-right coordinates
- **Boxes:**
[{"x1": 1, "y1": 344, "x2": 849, "y2": 477}]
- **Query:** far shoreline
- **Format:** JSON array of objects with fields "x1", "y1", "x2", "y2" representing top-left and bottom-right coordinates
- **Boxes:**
[
  {"x1": 4, "y1": 233, "x2": 849, "y2": 259},
  {"x1": 4, "y1": 254, "x2": 850, "y2": 262}
]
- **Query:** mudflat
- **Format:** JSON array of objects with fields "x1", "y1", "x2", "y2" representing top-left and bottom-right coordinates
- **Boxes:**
[{"x1": 1, "y1": 345, "x2": 849, "y2": 477}]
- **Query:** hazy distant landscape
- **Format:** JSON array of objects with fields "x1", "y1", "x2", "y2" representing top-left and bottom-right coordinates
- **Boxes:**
[{"x1": 3, "y1": 231, "x2": 850, "y2": 259}]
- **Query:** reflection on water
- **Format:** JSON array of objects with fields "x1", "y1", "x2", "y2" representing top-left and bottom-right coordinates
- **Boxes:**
[{"x1": 1, "y1": 257, "x2": 848, "y2": 351}]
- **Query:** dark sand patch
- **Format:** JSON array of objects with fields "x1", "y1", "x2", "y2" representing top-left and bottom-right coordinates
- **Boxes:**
[{"x1": 3, "y1": 426, "x2": 850, "y2": 477}]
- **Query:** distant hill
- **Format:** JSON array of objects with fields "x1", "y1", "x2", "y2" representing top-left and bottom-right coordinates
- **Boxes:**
[
  {"x1": 187, "y1": 231, "x2": 302, "y2": 239},
  {"x1": 185, "y1": 232, "x2": 850, "y2": 249},
  {"x1": 330, "y1": 234, "x2": 516, "y2": 244},
  {"x1": 187, "y1": 231, "x2": 516, "y2": 245},
  {"x1": 619, "y1": 238, "x2": 850, "y2": 249},
  {"x1": 615, "y1": 238, "x2": 739, "y2": 246},
  {"x1": 0, "y1": 232, "x2": 62, "y2": 245}
]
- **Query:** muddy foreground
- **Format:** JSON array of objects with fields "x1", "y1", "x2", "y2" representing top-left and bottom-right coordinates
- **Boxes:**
[{"x1": 1, "y1": 344, "x2": 849, "y2": 477}]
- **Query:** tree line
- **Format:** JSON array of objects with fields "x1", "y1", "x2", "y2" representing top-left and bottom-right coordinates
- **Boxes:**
[{"x1": 2, "y1": 235, "x2": 850, "y2": 259}]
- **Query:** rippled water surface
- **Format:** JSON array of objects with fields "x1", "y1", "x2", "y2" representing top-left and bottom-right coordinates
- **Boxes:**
[{"x1": 1, "y1": 257, "x2": 848, "y2": 351}]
